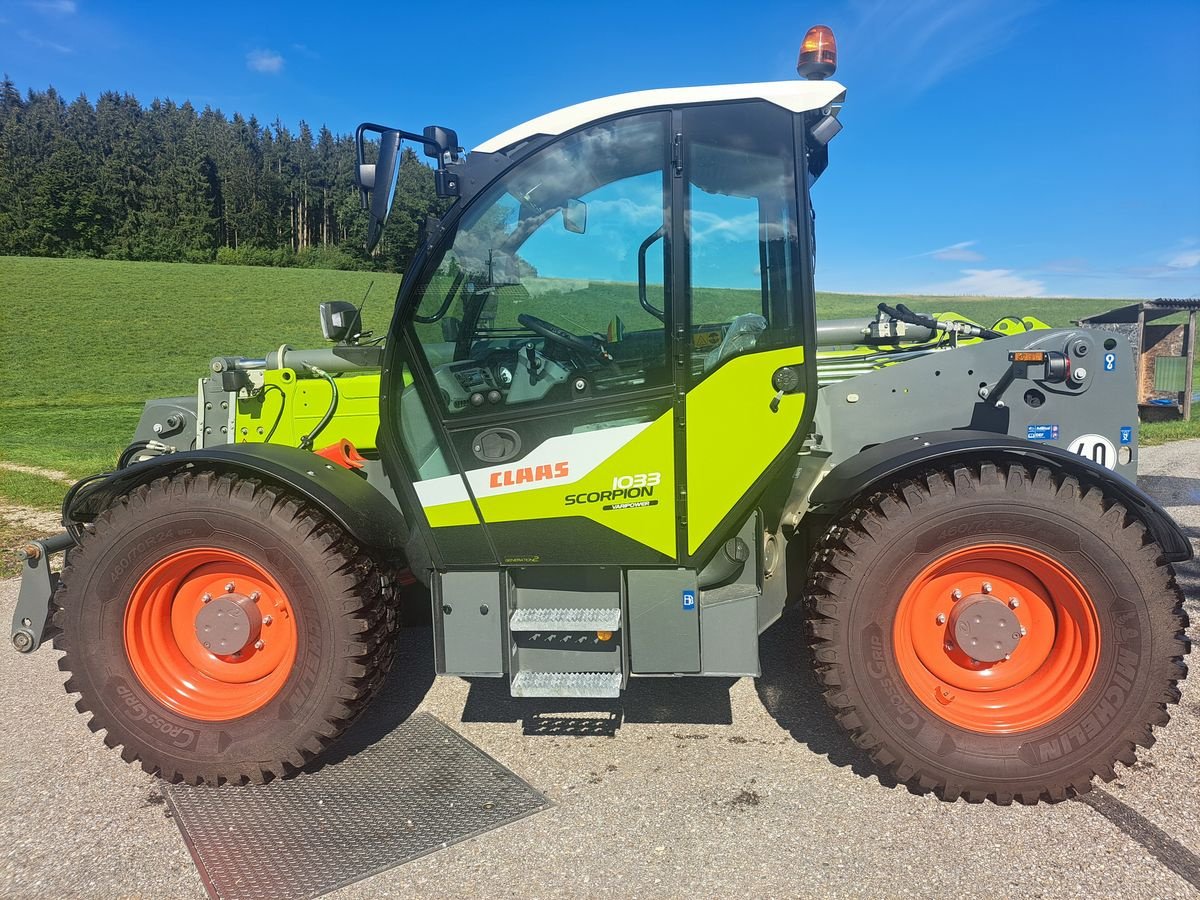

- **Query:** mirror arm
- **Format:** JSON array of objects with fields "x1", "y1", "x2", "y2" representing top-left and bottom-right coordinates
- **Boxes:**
[
  {"x1": 355, "y1": 123, "x2": 434, "y2": 159},
  {"x1": 637, "y1": 225, "x2": 667, "y2": 322},
  {"x1": 355, "y1": 122, "x2": 436, "y2": 208}
]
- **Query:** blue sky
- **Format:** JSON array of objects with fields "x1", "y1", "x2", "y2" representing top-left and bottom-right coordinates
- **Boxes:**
[{"x1": 2, "y1": 0, "x2": 1198, "y2": 299}]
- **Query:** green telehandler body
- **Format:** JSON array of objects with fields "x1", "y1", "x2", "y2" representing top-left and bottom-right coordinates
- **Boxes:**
[{"x1": 14, "y1": 27, "x2": 1190, "y2": 804}]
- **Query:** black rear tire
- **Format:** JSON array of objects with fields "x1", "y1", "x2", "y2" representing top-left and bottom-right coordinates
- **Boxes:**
[
  {"x1": 52, "y1": 471, "x2": 401, "y2": 784},
  {"x1": 805, "y1": 461, "x2": 1189, "y2": 804}
]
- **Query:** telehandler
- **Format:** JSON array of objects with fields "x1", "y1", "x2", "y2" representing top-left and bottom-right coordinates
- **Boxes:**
[{"x1": 13, "y1": 26, "x2": 1191, "y2": 803}]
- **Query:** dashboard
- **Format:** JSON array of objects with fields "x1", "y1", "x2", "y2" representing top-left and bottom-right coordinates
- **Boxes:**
[{"x1": 434, "y1": 347, "x2": 569, "y2": 413}]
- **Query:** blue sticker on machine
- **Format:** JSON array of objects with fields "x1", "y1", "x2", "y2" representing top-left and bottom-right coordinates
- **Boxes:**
[
  {"x1": 1120, "y1": 426, "x2": 1133, "y2": 444},
  {"x1": 1027, "y1": 424, "x2": 1059, "y2": 441},
  {"x1": 1104, "y1": 352, "x2": 1117, "y2": 372},
  {"x1": 682, "y1": 589, "x2": 696, "y2": 611}
]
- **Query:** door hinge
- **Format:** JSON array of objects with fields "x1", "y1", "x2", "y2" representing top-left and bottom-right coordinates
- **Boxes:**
[{"x1": 671, "y1": 133, "x2": 683, "y2": 177}]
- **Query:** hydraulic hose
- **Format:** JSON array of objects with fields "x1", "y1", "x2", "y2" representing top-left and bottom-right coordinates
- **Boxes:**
[
  {"x1": 117, "y1": 439, "x2": 175, "y2": 470},
  {"x1": 878, "y1": 302, "x2": 1003, "y2": 340},
  {"x1": 298, "y1": 367, "x2": 339, "y2": 451}
]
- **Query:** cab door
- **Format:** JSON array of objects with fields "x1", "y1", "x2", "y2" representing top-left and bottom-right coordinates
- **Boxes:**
[
  {"x1": 390, "y1": 102, "x2": 812, "y2": 571},
  {"x1": 397, "y1": 112, "x2": 681, "y2": 566},
  {"x1": 675, "y1": 102, "x2": 814, "y2": 563}
]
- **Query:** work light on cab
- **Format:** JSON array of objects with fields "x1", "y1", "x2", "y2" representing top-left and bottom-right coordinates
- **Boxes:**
[{"x1": 797, "y1": 25, "x2": 837, "y2": 80}]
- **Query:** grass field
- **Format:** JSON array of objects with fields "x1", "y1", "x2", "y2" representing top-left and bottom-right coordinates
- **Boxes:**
[
  {"x1": 0, "y1": 254, "x2": 1195, "y2": 521},
  {"x1": 0, "y1": 257, "x2": 401, "y2": 479}
]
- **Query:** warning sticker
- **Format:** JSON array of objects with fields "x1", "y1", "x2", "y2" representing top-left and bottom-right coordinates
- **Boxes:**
[{"x1": 1027, "y1": 424, "x2": 1060, "y2": 441}]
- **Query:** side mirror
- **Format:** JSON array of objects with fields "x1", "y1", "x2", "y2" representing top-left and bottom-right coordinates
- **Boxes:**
[
  {"x1": 320, "y1": 300, "x2": 363, "y2": 344},
  {"x1": 424, "y1": 126, "x2": 463, "y2": 198},
  {"x1": 354, "y1": 124, "x2": 403, "y2": 253},
  {"x1": 563, "y1": 198, "x2": 587, "y2": 234},
  {"x1": 422, "y1": 125, "x2": 460, "y2": 164}
]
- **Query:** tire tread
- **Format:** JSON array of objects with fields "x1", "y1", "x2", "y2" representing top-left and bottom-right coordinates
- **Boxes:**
[
  {"x1": 52, "y1": 471, "x2": 401, "y2": 785},
  {"x1": 805, "y1": 461, "x2": 1190, "y2": 804}
]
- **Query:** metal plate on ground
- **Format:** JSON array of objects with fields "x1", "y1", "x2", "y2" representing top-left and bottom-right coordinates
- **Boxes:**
[{"x1": 165, "y1": 712, "x2": 550, "y2": 900}]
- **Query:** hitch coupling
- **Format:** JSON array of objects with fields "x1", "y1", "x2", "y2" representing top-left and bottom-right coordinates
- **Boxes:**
[{"x1": 12, "y1": 531, "x2": 75, "y2": 653}]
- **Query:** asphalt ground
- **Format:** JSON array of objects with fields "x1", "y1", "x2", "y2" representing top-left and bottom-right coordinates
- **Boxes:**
[{"x1": 1, "y1": 442, "x2": 1198, "y2": 899}]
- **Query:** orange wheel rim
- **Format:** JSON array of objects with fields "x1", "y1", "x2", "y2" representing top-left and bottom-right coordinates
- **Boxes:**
[
  {"x1": 124, "y1": 548, "x2": 298, "y2": 721},
  {"x1": 893, "y1": 543, "x2": 1100, "y2": 734}
]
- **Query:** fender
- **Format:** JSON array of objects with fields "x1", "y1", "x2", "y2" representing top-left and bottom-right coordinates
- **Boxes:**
[
  {"x1": 63, "y1": 443, "x2": 408, "y2": 556},
  {"x1": 809, "y1": 430, "x2": 1192, "y2": 563}
]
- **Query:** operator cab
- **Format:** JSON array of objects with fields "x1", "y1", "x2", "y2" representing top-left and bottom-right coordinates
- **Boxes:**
[
  {"x1": 407, "y1": 95, "x2": 839, "y2": 416},
  {"x1": 359, "y1": 68, "x2": 845, "y2": 569}
]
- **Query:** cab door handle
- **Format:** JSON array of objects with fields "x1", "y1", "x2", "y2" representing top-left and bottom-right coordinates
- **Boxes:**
[
  {"x1": 472, "y1": 428, "x2": 522, "y2": 463},
  {"x1": 769, "y1": 366, "x2": 803, "y2": 413}
]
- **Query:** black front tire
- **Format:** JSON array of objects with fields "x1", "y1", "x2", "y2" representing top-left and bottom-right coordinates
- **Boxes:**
[{"x1": 52, "y1": 471, "x2": 400, "y2": 784}]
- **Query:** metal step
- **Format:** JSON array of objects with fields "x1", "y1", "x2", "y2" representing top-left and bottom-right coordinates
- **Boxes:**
[
  {"x1": 509, "y1": 608, "x2": 621, "y2": 632},
  {"x1": 510, "y1": 671, "x2": 622, "y2": 698}
]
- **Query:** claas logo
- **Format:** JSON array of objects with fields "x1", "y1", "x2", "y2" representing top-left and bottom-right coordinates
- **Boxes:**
[{"x1": 489, "y1": 462, "x2": 569, "y2": 489}]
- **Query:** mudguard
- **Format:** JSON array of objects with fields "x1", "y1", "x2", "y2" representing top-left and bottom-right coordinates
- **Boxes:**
[
  {"x1": 809, "y1": 429, "x2": 1193, "y2": 563},
  {"x1": 63, "y1": 443, "x2": 408, "y2": 556}
]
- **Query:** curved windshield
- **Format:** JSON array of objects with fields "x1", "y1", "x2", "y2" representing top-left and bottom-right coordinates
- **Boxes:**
[{"x1": 409, "y1": 113, "x2": 670, "y2": 414}]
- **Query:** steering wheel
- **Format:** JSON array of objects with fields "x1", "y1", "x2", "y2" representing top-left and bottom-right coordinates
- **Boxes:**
[{"x1": 517, "y1": 313, "x2": 613, "y2": 364}]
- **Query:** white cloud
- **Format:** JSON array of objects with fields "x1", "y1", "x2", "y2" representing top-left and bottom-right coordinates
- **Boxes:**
[
  {"x1": 690, "y1": 209, "x2": 760, "y2": 244},
  {"x1": 846, "y1": 0, "x2": 1038, "y2": 95},
  {"x1": 929, "y1": 240, "x2": 984, "y2": 262},
  {"x1": 18, "y1": 28, "x2": 71, "y2": 53},
  {"x1": 1167, "y1": 249, "x2": 1200, "y2": 269},
  {"x1": 28, "y1": 0, "x2": 76, "y2": 14},
  {"x1": 246, "y1": 49, "x2": 284, "y2": 74},
  {"x1": 586, "y1": 197, "x2": 662, "y2": 229},
  {"x1": 924, "y1": 268, "x2": 1045, "y2": 297}
]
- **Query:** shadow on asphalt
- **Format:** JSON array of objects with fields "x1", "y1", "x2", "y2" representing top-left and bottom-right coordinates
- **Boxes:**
[
  {"x1": 310, "y1": 595, "x2": 896, "y2": 788},
  {"x1": 299, "y1": 624, "x2": 438, "y2": 776},
  {"x1": 753, "y1": 606, "x2": 898, "y2": 790},
  {"x1": 459, "y1": 663, "x2": 737, "y2": 731},
  {"x1": 1137, "y1": 475, "x2": 1200, "y2": 506},
  {"x1": 307, "y1": 547, "x2": 1199, "y2": 795}
]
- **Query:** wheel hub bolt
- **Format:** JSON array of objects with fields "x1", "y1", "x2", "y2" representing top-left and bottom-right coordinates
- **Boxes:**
[
  {"x1": 194, "y1": 592, "x2": 262, "y2": 656},
  {"x1": 1020, "y1": 626, "x2": 1027, "y2": 636},
  {"x1": 982, "y1": 582, "x2": 993, "y2": 594},
  {"x1": 201, "y1": 592, "x2": 212, "y2": 603},
  {"x1": 254, "y1": 639, "x2": 265, "y2": 650},
  {"x1": 262, "y1": 615, "x2": 273, "y2": 625},
  {"x1": 948, "y1": 592, "x2": 1025, "y2": 664},
  {"x1": 951, "y1": 589, "x2": 963, "y2": 601},
  {"x1": 1008, "y1": 597, "x2": 1020, "y2": 609},
  {"x1": 225, "y1": 582, "x2": 235, "y2": 593},
  {"x1": 249, "y1": 591, "x2": 260, "y2": 601},
  {"x1": 936, "y1": 613, "x2": 947, "y2": 625},
  {"x1": 944, "y1": 640, "x2": 955, "y2": 651}
]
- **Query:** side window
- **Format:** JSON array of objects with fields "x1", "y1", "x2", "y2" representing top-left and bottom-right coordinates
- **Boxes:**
[
  {"x1": 410, "y1": 113, "x2": 670, "y2": 415},
  {"x1": 684, "y1": 102, "x2": 801, "y2": 379}
]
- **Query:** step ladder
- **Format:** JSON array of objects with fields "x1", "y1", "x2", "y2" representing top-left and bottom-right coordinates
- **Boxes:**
[{"x1": 507, "y1": 606, "x2": 623, "y2": 699}]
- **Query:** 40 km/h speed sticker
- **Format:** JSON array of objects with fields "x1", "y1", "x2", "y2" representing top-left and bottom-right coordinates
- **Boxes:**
[{"x1": 1068, "y1": 433, "x2": 1118, "y2": 470}]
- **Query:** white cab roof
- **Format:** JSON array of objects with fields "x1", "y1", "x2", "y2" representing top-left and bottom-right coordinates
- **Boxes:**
[{"x1": 472, "y1": 80, "x2": 846, "y2": 154}]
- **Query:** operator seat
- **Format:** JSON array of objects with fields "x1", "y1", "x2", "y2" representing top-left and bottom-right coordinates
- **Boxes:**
[{"x1": 703, "y1": 314, "x2": 767, "y2": 371}]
